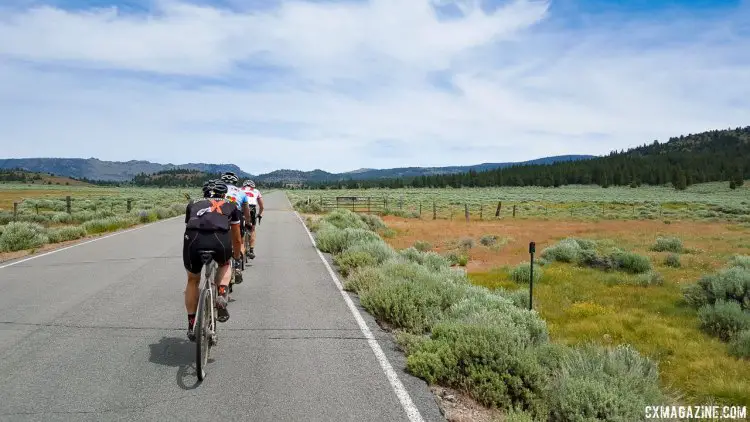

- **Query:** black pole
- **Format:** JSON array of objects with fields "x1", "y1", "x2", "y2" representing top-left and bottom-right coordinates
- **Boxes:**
[{"x1": 529, "y1": 242, "x2": 536, "y2": 311}]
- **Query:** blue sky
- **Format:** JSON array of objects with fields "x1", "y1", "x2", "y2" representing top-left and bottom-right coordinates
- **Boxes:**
[{"x1": 1, "y1": 0, "x2": 748, "y2": 174}]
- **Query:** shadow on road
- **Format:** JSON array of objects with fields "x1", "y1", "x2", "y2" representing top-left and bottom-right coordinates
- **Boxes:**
[{"x1": 148, "y1": 336, "x2": 212, "y2": 391}]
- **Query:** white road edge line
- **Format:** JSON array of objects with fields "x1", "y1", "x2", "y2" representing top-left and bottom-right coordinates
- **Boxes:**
[
  {"x1": 291, "y1": 205, "x2": 425, "y2": 422},
  {"x1": 0, "y1": 216, "x2": 182, "y2": 270}
]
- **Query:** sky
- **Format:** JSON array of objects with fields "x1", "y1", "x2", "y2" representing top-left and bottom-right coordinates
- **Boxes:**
[{"x1": 0, "y1": 0, "x2": 749, "y2": 174}]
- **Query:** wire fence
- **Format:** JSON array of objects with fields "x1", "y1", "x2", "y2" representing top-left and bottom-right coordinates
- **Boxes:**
[{"x1": 297, "y1": 194, "x2": 750, "y2": 222}]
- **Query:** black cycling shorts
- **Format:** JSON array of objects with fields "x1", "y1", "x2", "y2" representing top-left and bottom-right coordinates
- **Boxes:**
[
  {"x1": 183, "y1": 229, "x2": 232, "y2": 274},
  {"x1": 239, "y1": 212, "x2": 245, "y2": 237}
]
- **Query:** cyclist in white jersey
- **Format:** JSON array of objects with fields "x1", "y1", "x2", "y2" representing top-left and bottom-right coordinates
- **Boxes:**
[
  {"x1": 220, "y1": 172, "x2": 251, "y2": 281},
  {"x1": 242, "y1": 180, "x2": 264, "y2": 259}
]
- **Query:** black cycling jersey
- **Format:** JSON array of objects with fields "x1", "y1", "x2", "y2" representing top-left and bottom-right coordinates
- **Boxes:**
[{"x1": 185, "y1": 199, "x2": 241, "y2": 232}]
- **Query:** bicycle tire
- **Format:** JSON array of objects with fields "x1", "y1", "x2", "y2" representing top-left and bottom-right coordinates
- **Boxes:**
[{"x1": 195, "y1": 287, "x2": 211, "y2": 381}]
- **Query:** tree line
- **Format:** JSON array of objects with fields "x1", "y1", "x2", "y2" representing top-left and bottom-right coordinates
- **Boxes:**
[
  {"x1": 0, "y1": 169, "x2": 45, "y2": 183},
  {"x1": 293, "y1": 127, "x2": 749, "y2": 191}
]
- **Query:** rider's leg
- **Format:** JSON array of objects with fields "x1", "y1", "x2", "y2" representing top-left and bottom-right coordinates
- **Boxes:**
[
  {"x1": 213, "y1": 232, "x2": 233, "y2": 322},
  {"x1": 214, "y1": 262, "x2": 231, "y2": 322},
  {"x1": 216, "y1": 263, "x2": 231, "y2": 288},
  {"x1": 183, "y1": 230, "x2": 203, "y2": 340},
  {"x1": 250, "y1": 228, "x2": 256, "y2": 249},
  {"x1": 184, "y1": 271, "x2": 201, "y2": 315}
]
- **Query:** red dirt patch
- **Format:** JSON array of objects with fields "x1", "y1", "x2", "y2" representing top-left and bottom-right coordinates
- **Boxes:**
[{"x1": 381, "y1": 216, "x2": 750, "y2": 272}]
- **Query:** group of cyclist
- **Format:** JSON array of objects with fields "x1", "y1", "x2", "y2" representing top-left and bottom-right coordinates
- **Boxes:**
[{"x1": 182, "y1": 171, "x2": 264, "y2": 341}]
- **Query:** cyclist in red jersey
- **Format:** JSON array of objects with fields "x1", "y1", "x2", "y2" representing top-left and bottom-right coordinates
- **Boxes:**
[{"x1": 241, "y1": 180, "x2": 264, "y2": 259}]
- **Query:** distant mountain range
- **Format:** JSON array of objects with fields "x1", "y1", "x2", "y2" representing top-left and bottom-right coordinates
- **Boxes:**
[
  {"x1": 0, "y1": 158, "x2": 251, "y2": 182},
  {"x1": 0, "y1": 155, "x2": 595, "y2": 184}
]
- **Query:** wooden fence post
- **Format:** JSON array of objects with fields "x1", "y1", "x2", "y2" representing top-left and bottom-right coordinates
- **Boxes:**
[
  {"x1": 513, "y1": 204, "x2": 516, "y2": 218},
  {"x1": 368, "y1": 197, "x2": 371, "y2": 214},
  {"x1": 465, "y1": 204, "x2": 469, "y2": 222},
  {"x1": 480, "y1": 204, "x2": 483, "y2": 220},
  {"x1": 14, "y1": 202, "x2": 19, "y2": 221},
  {"x1": 495, "y1": 201, "x2": 501, "y2": 217},
  {"x1": 419, "y1": 202, "x2": 422, "y2": 218},
  {"x1": 433, "y1": 201, "x2": 436, "y2": 220},
  {"x1": 127, "y1": 199, "x2": 132, "y2": 213},
  {"x1": 35, "y1": 204, "x2": 39, "y2": 215},
  {"x1": 66, "y1": 196, "x2": 71, "y2": 214}
]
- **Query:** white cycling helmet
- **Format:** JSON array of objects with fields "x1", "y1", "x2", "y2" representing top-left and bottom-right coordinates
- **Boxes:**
[
  {"x1": 220, "y1": 172, "x2": 239, "y2": 185},
  {"x1": 243, "y1": 180, "x2": 256, "y2": 188}
]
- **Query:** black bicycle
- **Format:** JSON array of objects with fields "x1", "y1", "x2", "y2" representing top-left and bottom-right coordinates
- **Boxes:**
[{"x1": 194, "y1": 250, "x2": 219, "y2": 381}]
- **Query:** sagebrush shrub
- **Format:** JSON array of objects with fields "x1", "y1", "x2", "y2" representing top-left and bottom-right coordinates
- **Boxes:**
[
  {"x1": 729, "y1": 255, "x2": 750, "y2": 270},
  {"x1": 571, "y1": 238, "x2": 597, "y2": 250},
  {"x1": 541, "y1": 238, "x2": 582, "y2": 263},
  {"x1": 636, "y1": 271, "x2": 665, "y2": 287},
  {"x1": 685, "y1": 266, "x2": 750, "y2": 310},
  {"x1": 404, "y1": 316, "x2": 549, "y2": 415},
  {"x1": 480, "y1": 234, "x2": 498, "y2": 247},
  {"x1": 445, "y1": 252, "x2": 460, "y2": 266},
  {"x1": 0, "y1": 222, "x2": 49, "y2": 252},
  {"x1": 82, "y1": 216, "x2": 137, "y2": 234},
  {"x1": 344, "y1": 240, "x2": 396, "y2": 264},
  {"x1": 0, "y1": 211, "x2": 14, "y2": 225},
  {"x1": 137, "y1": 210, "x2": 157, "y2": 223},
  {"x1": 610, "y1": 250, "x2": 652, "y2": 274},
  {"x1": 323, "y1": 209, "x2": 369, "y2": 230},
  {"x1": 650, "y1": 236, "x2": 684, "y2": 253},
  {"x1": 545, "y1": 344, "x2": 663, "y2": 422},
  {"x1": 698, "y1": 300, "x2": 750, "y2": 341},
  {"x1": 333, "y1": 250, "x2": 377, "y2": 276},
  {"x1": 294, "y1": 200, "x2": 324, "y2": 213},
  {"x1": 728, "y1": 330, "x2": 750, "y2": 359},
  {"x1": 50, "y1": 212, "x2": 73, "y2": 224},
  {"x1": 359, "y1": 273, "x2": 469, "y2": 334},
  {"x1": 344, "y1": 266, "x2": 386, "y2": 293},
  {"x1": 664, "y1": 253, "x2": 681, "y2": 268},
  {"x1": 359, "y1": 213, "x2": 386, "y2": 231},
  {"x1": 19, "y1": 214, "x2": 50, "y2": 224},
  {"x1": 682, "y1": 283, "x2": 711, "y2": 308},
  {"x1": 577, "y1": 249, "x2": 615, "y2": 271},
  {"x1": 155, "y1": 207, "x2": 175, "y2": 219},
  {"x1": 47, "y1": 226, "x2": 87, "y2": 243},
  {"x1": 413, "y1": 240, "x2": 432, "y2": 252},
  {"x1": 315, "y1": 224, "x2": 380, "y2": 254},
  {"x1": 380, "y1": 228, "x2": 396, "y2": 238},
  {"x1": 510, "y1": 262, "x2": 543, "y2": 284},
  {"x1": 459, "y1": 237, "x2": 474, "y2": 249}
]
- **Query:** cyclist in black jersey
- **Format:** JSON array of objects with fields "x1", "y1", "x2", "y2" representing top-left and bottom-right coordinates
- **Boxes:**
[{"x1": 183, "y1": 180, "x2": 242, "y2": 341}]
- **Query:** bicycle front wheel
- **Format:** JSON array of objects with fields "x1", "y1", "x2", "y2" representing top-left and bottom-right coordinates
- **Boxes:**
[{"x1": 195, "y1": 287, "x2": 212, "y2": 381}]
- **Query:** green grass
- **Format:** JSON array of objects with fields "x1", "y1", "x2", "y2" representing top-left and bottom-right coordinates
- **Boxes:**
[
  {"x1": 0, "y1": 184, "x2": 195, "y2": 253},
  {"x1": 307, "y1": 209, "x2": 672, "y2": 419},
  {"x1": 287, "y1": 182, "x2": 750, "y2": 222},
  {"x1": 469, "y1": 263, "x2": 750, "y2": 407}
]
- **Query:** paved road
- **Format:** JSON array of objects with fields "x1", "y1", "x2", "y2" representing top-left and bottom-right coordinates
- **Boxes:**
[{"x1": 0, "y1": 192, "x2": 444, "y2": 422}]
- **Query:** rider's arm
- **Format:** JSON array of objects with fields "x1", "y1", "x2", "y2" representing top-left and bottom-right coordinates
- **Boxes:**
[
  {"x1": 184, "y1": 203, "x2": 191, "y2": 224},
  {"x1": 230, "y1": 224, "x2": 242, "y2": 259},
  {"x1": 258, "y1": 196, "x2": 264, "y2": 216},
  {"x1": 229, "y1": 209, "x2": 242, "y2": 259}
]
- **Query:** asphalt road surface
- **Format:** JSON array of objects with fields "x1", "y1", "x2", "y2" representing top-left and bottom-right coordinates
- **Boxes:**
[{"x1": 0, "y1": 192, "x2": 445, "y2": 422}]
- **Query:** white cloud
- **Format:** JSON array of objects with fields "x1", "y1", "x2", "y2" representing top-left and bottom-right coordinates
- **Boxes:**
[{"x1": 0, "y1": 0, "x2": 748, "y2": 174}]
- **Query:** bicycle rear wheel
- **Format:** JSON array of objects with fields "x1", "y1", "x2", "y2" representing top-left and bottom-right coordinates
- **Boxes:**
[{"x1": 195, "y1": 287, "x2": 212, "y2": 381}]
